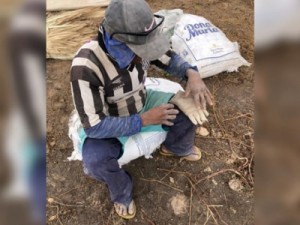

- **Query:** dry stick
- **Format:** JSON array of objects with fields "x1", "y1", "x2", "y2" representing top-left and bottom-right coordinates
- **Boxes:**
[
  {"x1": 211, "y1": 82, "x2": 225, "y2": 135},
  {"x1": 219, "y1": 119, "x2": 249, "y2": 166},
  {"x1": 159, "y1": 163, "x2": 178, "y2": 181},
  {"x1": 194, "y1": 169, "x2": 248, "y2": 186},
  {"x1": 58, "y1": 181, "x2": 94, "y2": 198},
  {"x1": 57, "y1": 213, "x2": 64, "y2": 225},
  {"x1": 159, "y1": 168, "x2": 229, "y2": 225},
  {"x1": 139, "y1": 168, "x2": 145, "y2": 178},
  {"x1": 227, "y1": 138, "x2": 249, "y2": 167},
  {"x1": 186, "y1": 178, "x2": 222, "y2": 225},
  {"x1": 140, "y1": 178, "x2": 184, "y2": 193},
  {"x1": 227, "y1": 137, "x2": 253, "y2": 149},
  {"x1": 157, "y1": 168, "x2": 192, "y2": 176},
  {"x1": 50, "y1": 199, "x2": 86, "y2": 208},
  {"x1": 200, "y1": 149, "x2": 213, "y2": 156},
  {"x1": 186, "y1": 176, "x2": 198, "y2": 193},
  {"x1": 188, "y1": 176, "x2": 229, "y2": 225},
  {"x1": 203, "y1": 203, "x2": 219, "y2": 225},
  {"x1": 208, "y1": 205, "x2": 223, "y2": 208},
  {"x1": 209, "y1": 205, "x2": 229, "y2": 225},
  {"x1": 237, "y1": 142, "x2": 251, "y2": 169},
  {"x1": 54, "y1": 205, "x2": 64, "y2": 225},
  {"x1": 248, "y1": 152, "x2": 254, "y2": 185},
  {"x1": 210, "y1": 83, "x2": 229, "y2": 147},
  {"x1": 223, "y1": 113, "x2": 253, "y2": 122},
  {"x1": 203, "y1": 136, "x2": 252, "y2": 150},
  {"x1": 208, "y1": 206, "x2": 219, "y2": 225},
  {"x1": 203, "y1": 210, "x2": 211, "y2": 225},
  {"x1": 141, "y1": 209, "x2": 156, "y2": 225},
  {"x1": 188, "y1": 187, "x2": 193, "y2": 225},
  {"x1": 211, "y1": 83, "x2": 250, "y2": 167}
]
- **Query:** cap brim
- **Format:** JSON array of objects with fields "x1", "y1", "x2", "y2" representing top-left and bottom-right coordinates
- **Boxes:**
[{"x1": 127, "y1": 32, "x2": 170, "y2": 61}]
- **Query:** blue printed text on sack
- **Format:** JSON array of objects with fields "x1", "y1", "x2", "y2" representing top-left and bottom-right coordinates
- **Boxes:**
[{"x1": 184, "y1": 23, "x2": 219, "y2": 41}]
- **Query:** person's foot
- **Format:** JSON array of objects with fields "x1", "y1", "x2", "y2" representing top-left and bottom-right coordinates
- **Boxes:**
[
  {"x1": 114, "y1": 200, "x2": 136, "y2": 219},
  {"x1": 160, "y1": 145, "x2": 202, "y2": 161}
]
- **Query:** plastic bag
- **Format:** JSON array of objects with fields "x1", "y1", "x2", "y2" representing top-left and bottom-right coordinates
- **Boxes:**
[
  {"x1": 155, "y1": 9, "x2": 183, "y2": 40},
  {"x1": 145, "y1": 77, "x2": 184, "y2": 93},
  {"x1": 67, "y1": 110, "x2": 83, "y2": 161}
]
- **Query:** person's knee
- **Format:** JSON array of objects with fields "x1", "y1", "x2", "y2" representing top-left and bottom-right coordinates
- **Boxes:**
[
  {"x1": 83, "y1": 151, "x2": 107, "y2": 176},
  {"x1": 176, "y1": 109, "x2": 196, "y2": 127},
  {"x1": 82, "y1": 140, "x2": 110, "y2": 172},
  {"x1": 82, "y1": 138, "x2": 122, "y2": 176}
]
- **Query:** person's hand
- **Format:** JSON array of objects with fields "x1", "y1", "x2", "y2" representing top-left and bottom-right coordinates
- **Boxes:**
[
  {"x1": 185, "y1": 69, "x2": 213, "y2": 110},
  {"x1": 140, "y1": 104, "x2": 179, "y2": 126},
  {"x1": 170, "y1": 91, "x2": 209, "y2": 125}
]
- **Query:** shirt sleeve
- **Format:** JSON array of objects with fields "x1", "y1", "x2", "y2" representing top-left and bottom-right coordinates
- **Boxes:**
[
  {"x1": 150, "y1": 50, "x2": 198, "y2": 80},
  {"x1": 84, "y1": 114, "x2": 142, "y2": 139}
]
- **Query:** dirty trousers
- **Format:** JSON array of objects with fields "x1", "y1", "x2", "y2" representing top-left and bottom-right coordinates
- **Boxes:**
[{"x1": 82, "y1": 109, "x2": 196, "y2": 205}]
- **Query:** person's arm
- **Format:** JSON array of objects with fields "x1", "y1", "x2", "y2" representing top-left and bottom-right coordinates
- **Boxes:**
[
  {"x1": 84, "y1": 115, "x2": 142, "y2": 139},
  {"x1": 85, "y1": 102, "x2": 180, "y2": 138},
  {"x1": 151, "y1": 50, "x2": 213, "y2": 110},
  {"x1": 71, "y1": 76, "x2": 144, "y2": 138},
  {"x1": 150, "y1": 50, "x2": 197, "y2": 80}
]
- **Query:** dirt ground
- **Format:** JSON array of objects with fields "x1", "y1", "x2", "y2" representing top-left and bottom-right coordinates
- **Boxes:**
[{"x1": 47, "y1": 0, "x2": 254, "y2": 224}]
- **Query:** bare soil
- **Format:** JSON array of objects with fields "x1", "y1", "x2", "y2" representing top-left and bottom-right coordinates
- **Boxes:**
[{"x1": 47, "y1": 0, "x2": 254, "y2": 224}]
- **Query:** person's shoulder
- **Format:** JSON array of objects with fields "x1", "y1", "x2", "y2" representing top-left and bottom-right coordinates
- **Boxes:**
[
  {"x1": 73, "y1": 40, "x2": 100, "y2": 58},
  {"x1": 70, "y1": 40, "x2": 105, "y2": 82}
]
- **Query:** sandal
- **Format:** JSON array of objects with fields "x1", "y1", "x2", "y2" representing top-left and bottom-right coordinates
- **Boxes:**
[
  {"x1": 114, "y1": 200, "x2": 136, "y2": 219},
  {"x1": 159, "y1": 145, "x2": 202, "y2": 161}
]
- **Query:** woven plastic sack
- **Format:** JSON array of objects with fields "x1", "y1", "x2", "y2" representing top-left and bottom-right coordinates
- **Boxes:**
[
  {"x1": 68, "y1": 78, "x2": 182, "y2": 166},
  {"x1": 171, "y1": 14, "x2": 251, "y2": 78}
]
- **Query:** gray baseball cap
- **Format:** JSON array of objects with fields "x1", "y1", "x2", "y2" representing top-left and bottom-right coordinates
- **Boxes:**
[{"x1": 102, "y1": 0, "x2": 170, "y2": 61}]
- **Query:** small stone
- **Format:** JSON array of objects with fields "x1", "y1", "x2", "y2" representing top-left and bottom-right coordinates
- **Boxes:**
[
  {"x1": 230, "y1": 207, "x2": 237, "y2": 214},
  {"x1": 196, "y1": 127, "x2": 210, "y2": 136},
  {"x1": 47, "y1": 198, "x2": 54, "y2": 203},
  {"x1": 212, "y1": 179, "x2": 218, "y2": 186},
  {"x1": 169, "y1": 177, "x2": 175, "y2": 184},
  {"x1": 49, "y1": 141, "x2": 55, "y2": 147},
  {"x1": 204, "y1": 167, "x2": 212, "y2": 172},
  {"x1": 216, "y1": 131, "x2": 222, "y2": 138},
  {"x1": 48, "y1": 215, "x2": 57, "y2": 221},
  {"x1": 229, "y1": 179, "x2": 243, "y2": 192},
  {"x1": 47, "y1": 126, "x2": 53, "y2": 133}
]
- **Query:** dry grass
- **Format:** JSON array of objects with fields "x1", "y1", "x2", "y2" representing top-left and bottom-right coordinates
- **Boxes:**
[{"x1": 46, "y1": 7, "x2": 105, "y2": 60}]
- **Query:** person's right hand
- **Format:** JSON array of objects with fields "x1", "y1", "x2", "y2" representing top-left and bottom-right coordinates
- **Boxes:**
[{"x1": 140, "y1": 103, "x2": 179, "y2": 126}]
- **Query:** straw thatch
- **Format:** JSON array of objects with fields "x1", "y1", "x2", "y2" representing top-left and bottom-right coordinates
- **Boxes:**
[
  {"x1": 47, "y1": 0, "x2": 110, "y2": 11},
  {"x1": 46, "y1": 7, "x2": 105, "y2": 60}
]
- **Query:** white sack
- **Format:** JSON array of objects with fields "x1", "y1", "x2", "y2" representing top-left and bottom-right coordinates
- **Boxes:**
[
  {"x1": 68, "y1": 78, "x2": 183, "y2": 166},
  {"x1": 171, "y1": 14, "x2": 251, "y2": 78}
]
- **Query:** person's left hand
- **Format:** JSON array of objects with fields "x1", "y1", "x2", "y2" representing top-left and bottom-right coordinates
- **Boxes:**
[{"x1": 184, "y1": 69, "x2": 213, "y2": 110}]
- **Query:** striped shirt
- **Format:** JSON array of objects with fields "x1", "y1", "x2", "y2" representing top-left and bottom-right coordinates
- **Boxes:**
[{"x1": 71, "y1": 27, "x2": 195, "y2": 130}]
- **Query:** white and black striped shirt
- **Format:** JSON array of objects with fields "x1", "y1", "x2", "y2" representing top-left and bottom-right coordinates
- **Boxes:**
[
  {"x1": 71, "y1": 28, "x2": 152, "y2": 129},
  {"x1": 71, "y1": 28, "x2": 190, "y2": 129}
]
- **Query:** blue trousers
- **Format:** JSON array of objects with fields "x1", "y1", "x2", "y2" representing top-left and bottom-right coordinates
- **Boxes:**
[{"x1": 82, "y1": 109, "x2": 196, "y2": 205}]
